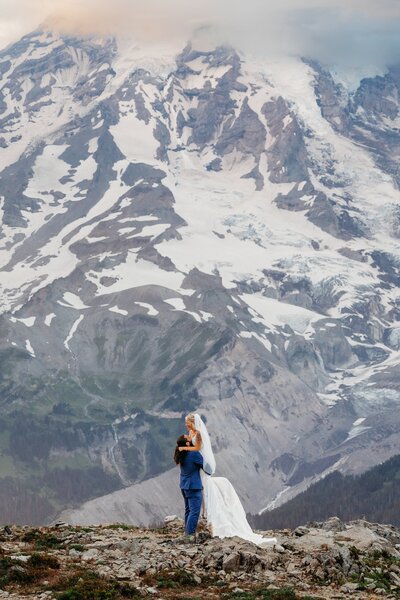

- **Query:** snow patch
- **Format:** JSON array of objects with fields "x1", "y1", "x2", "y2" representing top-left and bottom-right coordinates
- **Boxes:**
[
  {"x1": 165, "y1": 297, "x2": 203, "y2": 323},
  {"x1": 128, "y1": 223, "x2": 169, "y2": 239},
  {"x1": 165, "y1": 298, "x2": 185, "y2": 311},
  {"x1": 25, "y1": 340, "x2": 35, "y2": 357},
  {"x1": 109, "y1": 306, "x2": 128, "y2": 316},
  {"x1": 88, "y1": 255, "x2": 185, "y2": 296},
  {"x1": 345, "y1": 420, "x2": 371, "y2": 442},
  {"x1": 10, "y1": 316, "x2": 36, "y2": 327},
  {"x1": 110, "y1": 107, "x2": 159, "y2": 164},
  {"x1": 200, "y1": 311, "x2": 213, "y2": 321},
  {"x1": 129, "y1": 216, "x2": 159, "y2": 223},
  {"x1": 241, "y1": 293, "x2": 320, "y2": 334},
  {"x1": 59, "y1": 293, "x2": 89, "y2": 310},
  {"x1": 64, "y1": 315, "x2": 84, "y2": 351},
  {"x1": 44, "y1": 313, "x2": 56, "y2": 326},
  {"x1": 134, "y1": 302, "x2": 159, "y2": 316}
]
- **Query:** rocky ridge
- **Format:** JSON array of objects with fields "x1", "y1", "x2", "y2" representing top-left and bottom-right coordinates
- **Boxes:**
[{"x1": 0, "y1": 517, "x2": 399, "y2": 599}]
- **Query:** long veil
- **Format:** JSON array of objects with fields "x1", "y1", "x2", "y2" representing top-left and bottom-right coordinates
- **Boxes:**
[
  {"x1": 194, "y1": 413, "x2": 216, "y2": 475},
  {"x1": 193, "y1": 412, "x2": 277, "y2": 547}
]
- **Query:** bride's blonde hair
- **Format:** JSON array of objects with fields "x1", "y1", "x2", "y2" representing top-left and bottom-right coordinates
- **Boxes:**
[{"x1": 185, "y1": 413, "x2": 195, "y2": 425}]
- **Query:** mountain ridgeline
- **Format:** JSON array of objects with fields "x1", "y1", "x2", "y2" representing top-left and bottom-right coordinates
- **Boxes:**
[{"x1": 0, "y1": 28, "x2": 399, "y2": 525}]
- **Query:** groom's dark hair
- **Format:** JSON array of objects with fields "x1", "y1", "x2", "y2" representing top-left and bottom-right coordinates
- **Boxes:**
[{"x1": 174, "y1": 435, "x2": 192, "y2": 465}]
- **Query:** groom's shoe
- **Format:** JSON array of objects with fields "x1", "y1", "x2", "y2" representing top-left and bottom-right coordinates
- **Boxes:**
[
  {"x1": 185, "y1": 534, "x2": 196, "y2": 544},
  {"x1": 174, "y1": 534, "x2": 196, "y2": 544}
]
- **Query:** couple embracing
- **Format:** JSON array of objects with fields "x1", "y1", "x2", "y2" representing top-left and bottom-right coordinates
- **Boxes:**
[{"x1": 174, "y1": 413, "x2": 277, "y2": 547}]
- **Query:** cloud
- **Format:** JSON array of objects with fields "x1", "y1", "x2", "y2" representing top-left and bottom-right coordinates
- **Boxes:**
[{"x1": 0, "y1": 0, "x2": 400, "y2": 71}]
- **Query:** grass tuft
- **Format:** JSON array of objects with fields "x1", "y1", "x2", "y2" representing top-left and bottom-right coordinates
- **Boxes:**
[
  {"x1": 0, "y1": 552, "x2": 60, "y2": 587},
  {"x1": 53, "y1": 569, "x2": 140, "y2": 600},
  {"x1": 22, "y1": 529, "x2": 64, "y2": 550}
]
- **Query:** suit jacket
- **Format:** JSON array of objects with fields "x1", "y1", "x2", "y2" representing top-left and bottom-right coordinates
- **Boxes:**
[{"x1": 179, "y1": 451, "x2": 204, "y2": 490}]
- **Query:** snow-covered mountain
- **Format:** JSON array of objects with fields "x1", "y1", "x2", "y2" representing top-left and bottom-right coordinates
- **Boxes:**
[{"x1": 0, "y1": 28, "x2": 399, "y2": 525}]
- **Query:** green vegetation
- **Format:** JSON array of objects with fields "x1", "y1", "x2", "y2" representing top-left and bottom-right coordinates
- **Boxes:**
[
  {"x1": 22, "y1": 529, "x2": 64, "y2": 550},
  {"x1": 0, "y1": 348, "x2": 31, "y2": 383},
  {"x1": 142, "y1": 567, "x2": 193, "y2": 589},
  {"x1": 0, "y1": 370, "x2": 92, "y2": 419},
  {"x1": 68, "y1": 544, "x2": 85, "y2": 552},
  {"x1": 357, "y1": 548, "x2": 400, "y2": 593},
  {"x1": 0, "y1": 479, "x2": 54, "y2": 525},
  {"x1": 94, "y1": 334, "x2": 107, "y2": 365},
  {"x1": 142, "y1": 415, "x2": 183, "y2": 478},
  {"x1": 258, "y1": 590, "x2": 296, "y2": 600},
  {"x1": 155, "y1": 568, "x2": 195, "y2": 589},
  {"x1": 253, "y1": 454, "x2": 400, "y2": 530},
  {"x1": 53, "y1": 569, "x2": 140, "y2": 599},
  {"x1": 79, "y1": 372, "x2": 148, "y2": 414},
  {"x1": 49, "y1": 453, "x2": 93, "y2": 470},
  {"x1": 28, "y1": 552, "x2": 60, "y2": 570},
  {"x1": 0, "y1": 552, "x2": 60, "y2": 587},
  {"x1": 102, "y1": 524, "x2": 138, "y2": 531},
  {"x1": 223, "y1": 587, "x2": 322, "y2": 600}
]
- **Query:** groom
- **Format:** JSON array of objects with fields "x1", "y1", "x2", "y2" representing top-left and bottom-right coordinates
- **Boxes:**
[{"x1": 175, "y1": 435, "x2": 204, "y2": 539}]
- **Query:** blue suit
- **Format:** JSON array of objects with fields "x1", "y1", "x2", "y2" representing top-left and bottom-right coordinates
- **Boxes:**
[{"x1": 179, "y1": 451, "x2": 203, "y2": 535}]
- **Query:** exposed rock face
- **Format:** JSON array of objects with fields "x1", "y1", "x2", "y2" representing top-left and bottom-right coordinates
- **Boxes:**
[
  {"x1": 310, "y1": 61, "x2": 400, "y2": 187},
  {"x1": 263, "y1": 96, "x2": 309, "y2": 183},
  {"x1": 0, "y1": 29, "x2": 399, "y2": 525}
]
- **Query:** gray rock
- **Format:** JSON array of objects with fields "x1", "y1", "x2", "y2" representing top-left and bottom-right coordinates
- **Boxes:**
[
  {"x1": 340, "y1": 582, "x2": 359, "y2": 592},
  {"x1": 294, "y1": 526, "x2": 310, "y2": 537},
  {"x1": 322, "y1": 517, "x2": 346, "y2": 533},
  {"x1": 81, "y1": 548, "x2": 100, "y2": 561}
]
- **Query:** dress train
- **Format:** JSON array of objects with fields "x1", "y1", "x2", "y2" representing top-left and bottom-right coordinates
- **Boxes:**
[{"x1": 201, "y1": 470, "x2": 277, "y2": 547}]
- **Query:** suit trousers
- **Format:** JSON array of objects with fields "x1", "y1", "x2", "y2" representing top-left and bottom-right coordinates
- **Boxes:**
[{"x1": 181, "y1": 488, "x2": 203, "y2": 535}]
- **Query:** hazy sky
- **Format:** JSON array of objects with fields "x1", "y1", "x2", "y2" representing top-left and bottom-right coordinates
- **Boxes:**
[{"x1": 1, "y1": 0, "x2": 400, "y2": 70}]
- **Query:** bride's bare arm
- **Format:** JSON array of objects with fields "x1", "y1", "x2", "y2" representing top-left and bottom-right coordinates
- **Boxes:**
[{"x1": 179, "y1": 430, "x2": 202, "y2": 451}]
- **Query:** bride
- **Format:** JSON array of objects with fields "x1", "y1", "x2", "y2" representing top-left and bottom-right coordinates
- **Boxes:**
[{"x1": 179, "y1": 412, "x2": 277, "y2": 547}]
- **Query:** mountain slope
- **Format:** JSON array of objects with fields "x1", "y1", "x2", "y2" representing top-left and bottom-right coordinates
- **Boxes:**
[
  {"x1": 252, "y1": 454, "x2": 400, "y2": 530},
  {"x1": 0, "y1": 29, "x2": 399, "y2": 524}
]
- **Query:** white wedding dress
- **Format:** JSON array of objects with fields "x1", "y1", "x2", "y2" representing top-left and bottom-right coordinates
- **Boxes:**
[{"x1": 193, "y1": 414, "x2": 276, "y2": 548}]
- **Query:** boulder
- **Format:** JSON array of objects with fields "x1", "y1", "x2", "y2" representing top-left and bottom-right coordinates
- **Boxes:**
[
  {"x1": 222, "y1": 552, "x2": 241, "y2": 572},
  {"x1": 322, "y1": 517, "x2": 346, "y2": 532}
]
